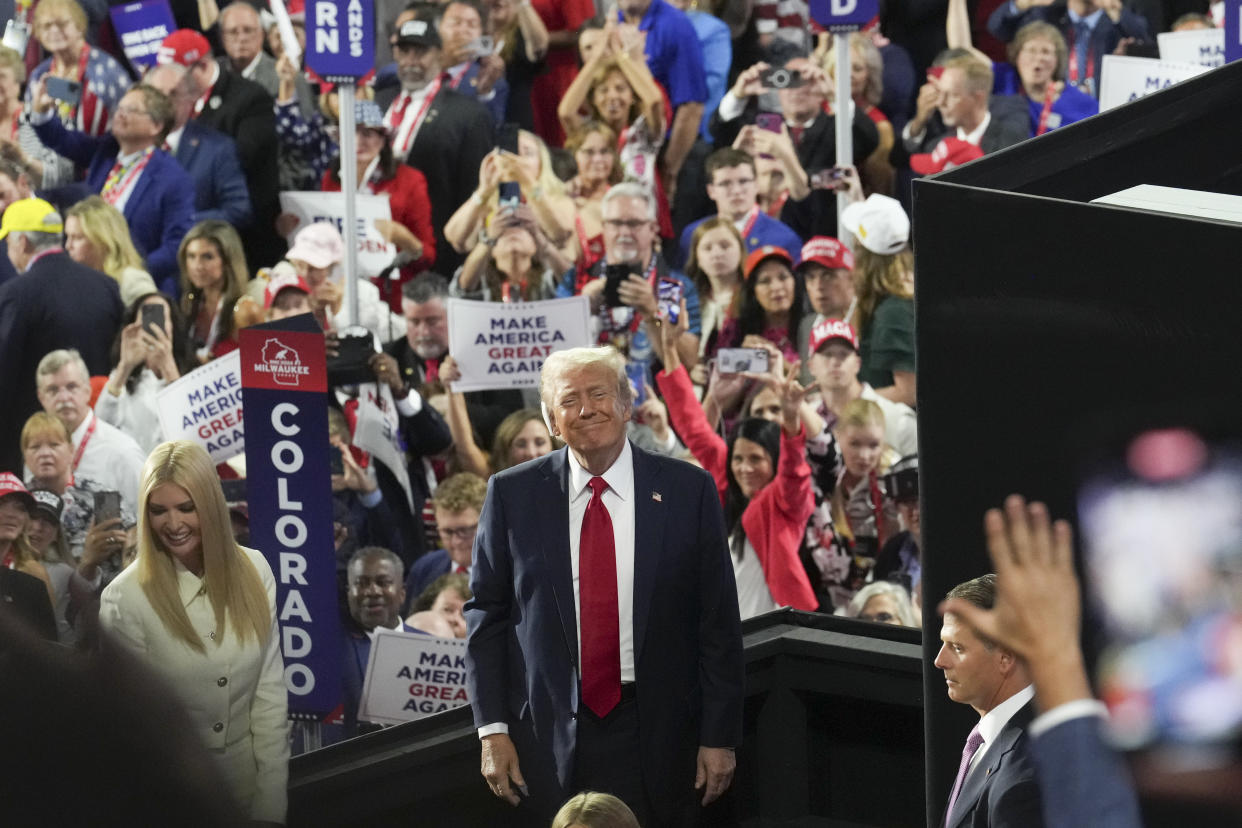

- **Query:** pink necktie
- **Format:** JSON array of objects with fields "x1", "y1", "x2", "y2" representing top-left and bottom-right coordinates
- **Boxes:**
[
  {"x1": 579, "y1": 476, "x2": 620, "y2": 718},
  {"x1": 945, "y1": 725, "x2": 984, "y2": 824}
]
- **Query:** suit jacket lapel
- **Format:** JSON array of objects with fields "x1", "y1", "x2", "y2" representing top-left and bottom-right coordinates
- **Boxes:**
[
  {"x1": 536, "y1": 450, "x2": 578, "y2": 667},
  {"x1": 631, "y1": 444, "x2": 666, "y2": 667},
  {"x1": 948, "y1": 701, "x2": 1036, "y2": 828}
]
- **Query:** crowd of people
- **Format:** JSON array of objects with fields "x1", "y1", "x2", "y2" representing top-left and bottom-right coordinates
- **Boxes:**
[{"x1": 0, "y1": 0, "x2": 1204, "y2": 823}]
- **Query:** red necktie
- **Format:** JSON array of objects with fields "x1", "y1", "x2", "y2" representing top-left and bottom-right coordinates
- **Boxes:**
[
  {"x1": 388, "y1": 92, "x2": 412, "y2": 131},
  {"x1": 580, "y1": 476, "x2": 620, "y2": 718},
  {"x1": 424, "y1": 358, "x2": 439, "y2": 384}
]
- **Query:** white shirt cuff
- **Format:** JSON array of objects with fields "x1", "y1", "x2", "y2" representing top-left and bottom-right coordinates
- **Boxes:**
[
  {"x1": 395, "y1": 388, "x2": 423, "y2": 417},
  {"x1": 1029, "y1": 698, "x2": 1108, "y2": 738},
  {"x1": 902, "y1": 120, "x2": 926, "y2": 151},
  {"x1": 72, "y1": 567, "x2": 103, "y2": 591},
  {"x1": 478, "y1": 722, "x2": 509, "y2": 738},
  {"x1": 357, "y1": 487, "x2": 383, "y2": 509},
  {"x1": 717, "y1": 91, "x2": 746, "y2": 122},
  {"x1": 29, "y1": 108, "x2": 54, "y2": 126}
]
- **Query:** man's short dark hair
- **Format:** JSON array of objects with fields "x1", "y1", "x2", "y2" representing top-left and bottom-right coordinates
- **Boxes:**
[
  {"x1": 945, "y1": 573, "x2": 996, "y2": 611},
  {"x1": 402, "y1": 273, "x2": 450, "y2": 304},
  {"x1": 705, "y1": 147, "x2": 756, "y2": 181},
  {"x1": 347, "y1": 546, "x2": 405, "y2": 581}
]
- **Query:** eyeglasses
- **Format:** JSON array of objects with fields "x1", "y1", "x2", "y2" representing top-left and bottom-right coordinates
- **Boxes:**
[
  {"x1": 439, "y1": 524, "x2": 478, "y2": 541},
  {"x1": 603, "y1": 218, "x2": 650, "y2": 231},
  {"x1": 38, "y1": 18, "x2": 76, "y2": 32},
  {"x1": 115, "y1": 105, "x2": 151, "y2": 119}
]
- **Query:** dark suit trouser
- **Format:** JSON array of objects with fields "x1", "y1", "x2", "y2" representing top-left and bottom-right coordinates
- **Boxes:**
[{"x1": 572, "y1": 695, "x2": 650, "y2": 825}]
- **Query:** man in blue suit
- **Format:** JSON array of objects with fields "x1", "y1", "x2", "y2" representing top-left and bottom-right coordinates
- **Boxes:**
[
  {"x1": 402, "y1": 471, "x2": 487, "y2": 613},
  {"x1": 466, "y1": 346, "x2": 743, "y2": 827},
  {"x1": 943, "y1": 495, "x2": 1142, "y2": 828},
  {"x1": 935, "y1": 573, "x2": 1043, "y2": 827},
  {"x1": 30, "y1": 83, "x2": 195, "y2": 293},
  {"x1": 145, "y1": 63, "x2": 253, "y2": 230}
]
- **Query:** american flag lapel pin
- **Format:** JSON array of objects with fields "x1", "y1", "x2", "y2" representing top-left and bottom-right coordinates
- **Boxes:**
[{"x1": 652, "y1": 491, "x2": 662, "y2": 502}]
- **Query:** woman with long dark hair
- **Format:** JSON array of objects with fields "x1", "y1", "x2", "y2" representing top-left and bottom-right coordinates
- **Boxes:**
[
  {"x1": 716, "y1": 246, "x2": 808, "y2": 366},
  {"x1": 656, "y1": 308, "x2": 816, "y2": 617},
  {"x1": 178, "y1": 220, "x2": 249, "y2": 363},
  {"x1": 98, "y1": 292, "x2": 195, "y2": 454}
]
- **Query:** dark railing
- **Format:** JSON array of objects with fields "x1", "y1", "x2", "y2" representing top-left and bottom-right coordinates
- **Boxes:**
[{"x1": 290, "y1": 610, "x2": 923, "y2": 827}]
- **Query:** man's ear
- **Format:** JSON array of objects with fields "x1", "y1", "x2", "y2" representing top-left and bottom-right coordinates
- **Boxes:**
[{"x1": 541, "y1": 401, "x2": 559, "y2": 437}]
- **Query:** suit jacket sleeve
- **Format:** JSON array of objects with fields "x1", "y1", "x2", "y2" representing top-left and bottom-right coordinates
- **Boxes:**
[
  {"x1": 400, "y1": 396, "x2": 453, "y2": 459},
  {"x1": 246, "y1": 550, "x2": 291, "y2": 824},
  {"x1": 32, "y1": 115, "x2": 106, "y2": 169},
  {"x1": 465, "y1": 474, "x2": 515, "y2": 728},
  {"x1": 197, "y1": 137, "x2": 254, "y2": 227},
  {"x1": 456, "y1": 104, "x2": 496, "y2": 217},
  {"x1": 1029, "y1": 715, "x2": 1142, "y2": 828},
  {"x1": 692, "y1": 459, "x2": 744, "y2": 748},
  {"x1": 146, "y1": 164, "x2": 197, "y2": 296}
]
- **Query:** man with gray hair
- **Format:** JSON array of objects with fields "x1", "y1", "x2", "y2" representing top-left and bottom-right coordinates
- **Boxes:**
[
  {"x1": 467, "y1": 345, "x2": 743, "y2": 826},
  {"x1": 0, "y1": 200, "x2": 122, "y2": 473},
  {"x1": 555, "y1": 183, "x2": 702, "y2": 379},
  {"x1": 34, "y1": 349, "x2": 146, "y2": 513}
]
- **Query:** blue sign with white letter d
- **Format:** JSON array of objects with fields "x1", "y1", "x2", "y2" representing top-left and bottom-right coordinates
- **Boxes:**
[
  {"x1": 809, "y1": 0, "x2": 879, "y2": 31},
  {"x1": 306, "y1": 0, "x2": 375, "y2": 82},
  {"x1": 1226, "y1": 0, "x2": 1242, "y2": 64}
]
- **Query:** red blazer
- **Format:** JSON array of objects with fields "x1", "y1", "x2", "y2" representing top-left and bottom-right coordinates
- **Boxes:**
[
  {"x1": 321, "y1": 163, "x2": 436, "y2": 311},
  {"x1": 657, "y1": 364, "x2": 817, "y2": 610}
]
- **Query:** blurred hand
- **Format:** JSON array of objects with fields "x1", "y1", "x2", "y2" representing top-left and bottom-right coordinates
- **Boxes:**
[
  {"x1": 730, "y1": 62, "x2": 770, "y2": 99},
  {"x1": 275, "y1": 212, "x2": 301, "y2": 238},
  {"x1": 637, "y1": 386, "x2": 670, "y2": 441},
  {"x1": 82, "y1": 517, "x2": 125, "y2": 571},
  {"x1": 439, "y1": 354, "x2": 463, "y2": 387},
  {"x1": 696, "y1": 746, "x2": 736, "y2": 805},
  {"x1": 477, "y1": 54, "x2": 505, "y2": 95},
  {"x1": 117, "y1": 321, "x2": 149, "y2": 373},
  {"x1": 618, "y1": 273, "x2": 658, "y2": 316},
  {"x1": 481, "y1": 734, "x2": 526, "y2": 806},
  {"x1": 275, "y1": 54, "x2": 299, "y2": 84},
  {"x1": 369, "y1": 352, "x2": 407, "y2": 395}
]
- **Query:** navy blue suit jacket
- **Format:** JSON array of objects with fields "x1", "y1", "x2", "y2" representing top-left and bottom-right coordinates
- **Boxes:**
[
  {"x1": 1028, "y1": 713, "x2": 1141, "y2": 828},
  {"x1": 32, "y1": 116, "x2": 195, "y2": 291},
  {"x1": 465, "y1": 444, "x2": 743, "y2": 821},
  {"x1": 174, "y1": 120, "x2": 253, "y2": 228},
  {"x1": 403, "y1": 548, "x2": 453, "y2": 614},
  {"x1": 946, "y1": 701, "x2": 1044, "y2": 828},
  {"x1": 448, "y1": 61, "x2": 509, "y2": 126}
]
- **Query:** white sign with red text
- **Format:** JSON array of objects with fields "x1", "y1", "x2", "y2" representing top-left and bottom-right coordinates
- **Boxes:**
[
  {"x1": 359, "y1": 628, "x2": 470, "y2": 724},
  {"x1": 278, "y1": 191, "x2": 397, "y2": 279},
  {"x1": 156, "y1": 351, "x2": 244, "y2": 463},
  {"x1": 446, "y1": 296, "x2": 591, "y2": 392}
]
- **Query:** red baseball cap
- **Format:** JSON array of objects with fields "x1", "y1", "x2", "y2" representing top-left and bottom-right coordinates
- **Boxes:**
[
  {"x1": 910, "y1": 137, "x2": 984, "y2": 176},
  {"x1": 798, "y1": 236, "x2": 854, "y2": 272},
  {"x1": 743, "y1": 245, "x2": 794, "y2": 280},
  {"x1": 264, "y1": 271, "x2": 312, "y2": 309},
  {"x1": 157, "y1": 29, "x2": 211, "y2": 68},
  {"x1": 0, "y1": 472, "x2": 35, "y2": 511},
  {"x1": 808, "y1": 318, "x2": 859, "y2": 354}
]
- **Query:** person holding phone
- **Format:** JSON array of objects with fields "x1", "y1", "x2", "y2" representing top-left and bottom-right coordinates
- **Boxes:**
[
  {"x1": 25, "y1": 0, "x2": 130, "y2": 140},
  {"x1": 0, "y1": 47, "x2": 75, "y2": 190},
  {"x1": 656, "y1": 305, "x2": 818, "y2": 618},
  {"x1": 99, "y1": 441, "x2": 289, "y2": 824},
  {"x1": 683, "y1": 217, "x2": 746, "y2": 371},
  {"x1": 451, "y1": 204, "x2": 566, "y2": 303},
  {"x1": 438, "y1": 0, "x2": 510, "y2": 124},
  {"x1": 715, "y1": 246, "x2": 807, "y2": 368},
  {"x1": 97, "y1": 293, "x2": 194, "y2": 455}
]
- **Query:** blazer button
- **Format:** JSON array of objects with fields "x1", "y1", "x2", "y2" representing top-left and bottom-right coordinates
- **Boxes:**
[
  {"x1": 217, "y1": 676, "x2": 228, "y2": 687},
  {"x1": 213, "y1": 722, "x2": 224, "y2": 733}
]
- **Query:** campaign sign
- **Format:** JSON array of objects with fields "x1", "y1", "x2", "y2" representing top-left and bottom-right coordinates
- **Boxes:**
[
  {"x1": 279, "y1": 191, "x2": 396, "y2": 279},
  {"x1": 808, "y1": 0, "x2": 878, "y2": 31},
  {"x1": 359, "y1": 629, "x2": 469, "y2": 725},
  {"x1": 1228, "y1": 0, "x2": 1242, "y2": 64},
  {"x1": 1157, "y1": 28, "x2": 1225, "y2": 68},
  {"x1": 156, "y1": 351, "x2": 243, "y2": 464},
  {"x1": 241, "y1": 319, "x2": 341, "y2": 719},
  {"x1": 446, "y1": 296, "x2": 591, "y2": 393},
  {"x1": 1098, "y1": 55, "x2": 1209, "y2": 112},
  {"x1": 109, "y1": 0, "x2": 176, "y2": 70},
  {"x1": 306, "y1": 0, "x2": 375, "y2": 82}
]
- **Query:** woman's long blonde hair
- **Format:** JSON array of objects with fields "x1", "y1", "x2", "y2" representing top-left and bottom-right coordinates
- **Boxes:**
[
  {"x1": 65, "y1": 196, "x2": 147, "y2": 280},
  {"x1": 852, "y1": 247, "x2": 914, "y2": 332},
  {"x1": 136, "y1": 441, "x2": 270, "y2": 653}
]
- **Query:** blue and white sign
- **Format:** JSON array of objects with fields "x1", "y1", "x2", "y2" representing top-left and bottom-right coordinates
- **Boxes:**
[
  {"x1": 1227, "y1": 0, "x2": 1242, "y2": 64},
  {"x1": 306, "y1": 0, "x2": 375, "y2": 82},
  {"x1": 808, "y1": 0, "x2": 879, "y2": 31},
  {"x1": 1157, "y1": 28, "x2": 1225, "y2": 68},
  {"x1": 109, "y1": 0, "x2": 176, "y2": 71}
]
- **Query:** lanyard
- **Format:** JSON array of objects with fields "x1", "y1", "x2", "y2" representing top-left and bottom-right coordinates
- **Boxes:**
[
  {"x1": 739, "y1": 205, "x2": 760, "y2": 240},
  {"x1": 71, "y1": 412, "x2": 97, "y2": 473},
  {"x1": 1035, "y1": 84, "x2": 1057, "y2": 136},
  {"x1": 1, "y1": 548, "x2": 13, "y2": 569},
  {"x1": 1066, "y1": 26, "x2": 1096, "y2": 92},
  {"x1": 102, "y1": 147, "x2": 154, "y2": 205},
  {"x1": 391, "y1": 78, "x2": 442, "y2": 158},
  {"x1": 500, "y1": 278, "x2": 528, "y2": 303},
  {"x1": 447, "y1": 63, "x2": 471, "y2": 89},
  {"x1": 53, "y1": 43, "x2": 90, "y2": 125}
]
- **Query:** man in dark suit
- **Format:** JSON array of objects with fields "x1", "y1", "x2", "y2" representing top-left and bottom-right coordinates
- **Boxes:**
[
  {"x1": 942, "y1": 495, "x2": 1142, "y2": 828},
  {"x1": 710, "y1": 51, "x2": 880, "y2": 241},
  {"x1": 145, "y1": 62, "x2": 253, "y2": 229},
  {"x1": 380, "y1": 13, "x2": 495, "y2": 276},
  {"x1": 0, "y1": 198, "x2": 123, "y2": 473},
  {"x1": 159, "y1": 28, "x2": 283, "y2": 269},
  {"x1": 402, "y1": 471, "x2": 487, "y2": 612},
  {"x1": 935, "y1": 573, "x2": 1043, "y2": 827},
  {"x1": 29, "y1": 85, "x2": 195, "y2": 292},
  {"x1": 466, "y1": 346, "x2": 744, "y2": 827}
]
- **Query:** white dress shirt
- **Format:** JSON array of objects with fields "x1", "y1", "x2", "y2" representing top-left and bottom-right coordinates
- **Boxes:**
[
  {"x1": 734, "y1": 537, "x2": 778, "y2": 619},
  {"x1": 70, "y1": 409, "x2": 148, "y2": 517},
  {"x1": 970, "y1": 684, "x2": 1035, "y2": 771},
  {"x1": 957, "y1": 111, "x2": 992, "y2": 146}
]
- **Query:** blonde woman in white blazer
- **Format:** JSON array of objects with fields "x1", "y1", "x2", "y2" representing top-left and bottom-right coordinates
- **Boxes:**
[{"x1": 99, "y1": 441, "x2": 289, "y2": 825}]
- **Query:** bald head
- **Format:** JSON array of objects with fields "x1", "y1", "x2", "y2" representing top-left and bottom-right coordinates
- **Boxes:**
[
  {"x1": 220, "y1": 2, "x2": 265, "y2": 69},
  {"x1": 145, "y1": 63, "x2": 196, "y2": 129}
]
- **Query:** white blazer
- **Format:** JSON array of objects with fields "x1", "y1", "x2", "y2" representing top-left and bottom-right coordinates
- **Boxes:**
[{"x1": 100, "y1": 546, "x2": 289, "y2": 823}]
